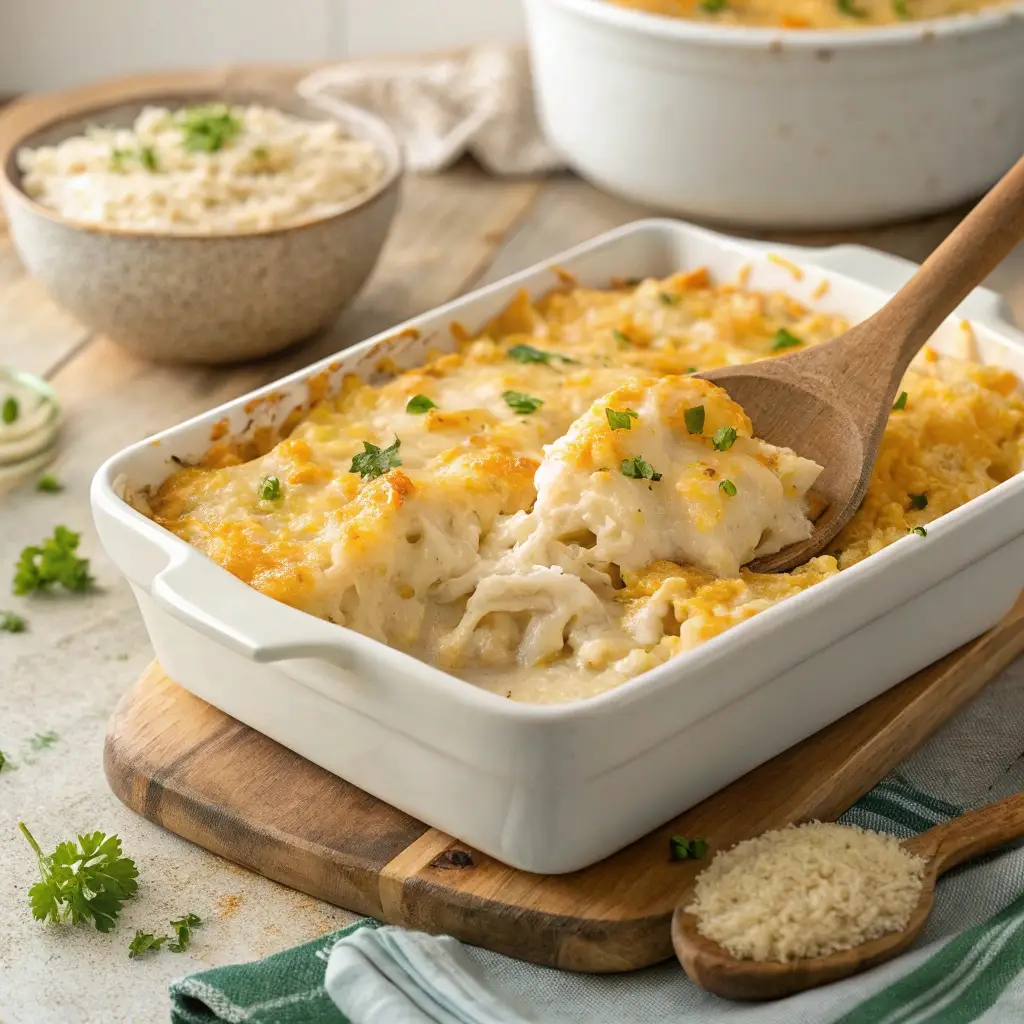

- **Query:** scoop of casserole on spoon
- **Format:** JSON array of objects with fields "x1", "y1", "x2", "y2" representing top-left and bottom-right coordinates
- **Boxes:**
[{"x1": 701, "y1": 152, "x2": 1024, "y2": 573}]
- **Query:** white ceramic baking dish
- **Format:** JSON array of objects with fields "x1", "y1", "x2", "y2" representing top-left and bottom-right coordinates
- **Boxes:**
[
  {"x1": 523, "y1": 0, "x2": 1024, "y2": 229},
  {"x1": 92, "y1": 219, "x2": 1024, "y2": 874}
]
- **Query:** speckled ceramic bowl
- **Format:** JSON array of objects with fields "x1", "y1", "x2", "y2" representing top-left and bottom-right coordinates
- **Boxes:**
[{"x1": 0, "y1": 91, "x2": 402, "y2": 365}]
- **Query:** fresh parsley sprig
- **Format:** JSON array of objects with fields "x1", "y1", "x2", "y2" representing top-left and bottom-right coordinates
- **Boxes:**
[
  {"x1": 1, "y1": 610, "x2": 26, "y2": 633},
  {"x1": 178, "y1": 105, "x2": 242, "y2": 153},
  {"x1": 503, "y1": 391, "x2": 544, "y2": 415},
  {"x1": 606, "y1": 408, "x2": 638, "y2": 431},
  {"x1": 350, "y1": 438, "x2": 402, "y2": 480},
  {"x1": 621, "y1": 456, "x2": 662, "y2": 483},
  {"x1": 506, "y1": 344, "x2": 578, "y2": 366},
  {"x1": 128, "y1": 931, "x2": 167, "y2": 959},
  {"x1": 405, "y1": 394, "x2": 437, "y2": 414},
  {"x1": 169, "y1": 912, "x2": 202, "y2": 952},
  {"x1": 771, "y1": 328, "x2": 802, "y2": 351},
  {"x1": 13, "y1": 526, "x2": 94, "y2": 595},
  {"x1": 20, "y1": 822, "x2": 138, "y2": 932},
  {"x1": 669, "y1": 835, "x2": 709, "y2": 861}
]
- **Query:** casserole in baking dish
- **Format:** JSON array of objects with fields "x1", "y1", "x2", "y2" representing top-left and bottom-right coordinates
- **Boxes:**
[{"x1": 92, "y1": 220, "x2": 1024, "y2": 872}]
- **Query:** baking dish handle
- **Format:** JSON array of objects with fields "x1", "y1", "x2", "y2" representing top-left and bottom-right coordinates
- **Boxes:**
[{"x1": 151, "y1": 553, "x2": 351, "y2": 667}]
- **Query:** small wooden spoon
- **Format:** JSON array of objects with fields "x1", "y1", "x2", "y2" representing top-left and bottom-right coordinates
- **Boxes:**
[
  {"x1": 700, "y1": 153, "x2": 1024, "y2": 573},
  {"x1": 672, "y1": 792, "x2": 1024, "y2": 1001}
]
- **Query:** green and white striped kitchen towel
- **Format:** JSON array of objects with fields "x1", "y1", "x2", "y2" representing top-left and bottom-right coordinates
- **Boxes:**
[{"x1": 171, "y1": 665, "x2": 1024, "y2": 1024}]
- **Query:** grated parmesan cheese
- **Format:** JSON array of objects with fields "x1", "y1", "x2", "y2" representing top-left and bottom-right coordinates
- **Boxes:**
[{"x1": 686, "y1": 822, "x2": 927, "y2": 963}]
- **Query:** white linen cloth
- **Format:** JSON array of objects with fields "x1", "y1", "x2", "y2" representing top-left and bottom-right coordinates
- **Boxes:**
[{"x1": 297, "y1": 47, "x2": 565, "y2": 176}]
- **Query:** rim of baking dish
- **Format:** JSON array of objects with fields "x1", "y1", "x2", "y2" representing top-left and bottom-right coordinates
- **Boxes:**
[
  {"x1": 540, "y1": 0, "x2": 1024, "y2": 49},
  {"x1": 0, "y1": 88, "x2": 404, "y2": 241},
  {"x1": 92, "y1": 218, "x2": 1024, "y2": 723}
]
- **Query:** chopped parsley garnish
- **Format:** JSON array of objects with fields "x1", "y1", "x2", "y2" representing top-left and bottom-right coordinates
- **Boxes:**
[
  {"x1": 837, "y1": 0, "x2": 867, "y2": 15},
  {"x1": 20, "y1": 822, "x2": 138, "y2": 932},
  {"x1": 669, "y1": 835, "x2": 709, "y2": 861},
  {"x1": 178, "y1": 105, "x2": 242, "y2": 153},
  {"x1": 606, "y1": 408, "x2": 638, "y2": 431},
  {"x1": 684, "y1": 405, "x2": 706, "y2": 435},
  {"x1": 503, "y1": 390, "x2": 544, "y2": 415},
  {"x1": 0, "y1": 750, "x2": 8, "y2": 771},
  {"x1": 686, "y1": 367, "x2": 698, "y2": 374},
  {"x1": 699, "y1": 0, "x2": 727, "y2": 10},
  {"x1": 13, "y1": 527, "x2": 93, "y2": 595},
  {"x1": 29, "y1": 731, "x2": 59, "y2": 751},
  {"x1": 892, "y1": 391, "x2": 909, "y2": 411},
  {"x1": 108, "y1": 148, "x2": 131, "y2": 172},
  {"x1": 893, "y1": 0, "x2": 909, "y2": 15},
  {"x1": 1, "y1": 610, "x2": 26, "y2": 633},
  {"x1": 350, "y1": 438, "x2": 402, "y2": 480},
  {"x1": 659, "y1": 292, "x2": 679, "y2": 306},
  {"x1": 138, "y1": 146, "x2": 159, "y2": 171},
  {"x1": 2, "y1": 395, "x2": 18, "y2": 424},
  {"x1": 911, "y1": 525, "x2": 928, "y2": 537},
  {"x1": 612, "y1": 328, "x2": 631, "y2": 346},
  {"x1": 251, "y1": 145, "x2": 270, "y2": 161},
  {"x1": 405, "y1": 394, "x2": 437, "y2": 414},
  {"x1": 771, "y1": 328, "x2": 803, "y2": 351},
  {"x1": 908, "y1": 493, "x2": 928, "y2": 510},
  {"x1": 256, "y1": 475, "x2": 281, "y2": 501},
  {"x1": 35, "y1": 474, "x2": 63, "y2": 493},
  {"x1": 168, "y1": 912, "x2": 203, "y2": 953},
  {"x1": 620, "y1": 456, "x2": 662, "y2": 483},
  {"x1": 506, "y1": 344, "x2": 578, "y2": 365},
  {"x1": 712, "y1": 426, "x2": 737, "y2": 451},
  {"x1": 128, "y1": 931, "x2": 167, "y2": 959},
  {"x1": 719, "y1": 479, "x2": 737, "y2": 497}
]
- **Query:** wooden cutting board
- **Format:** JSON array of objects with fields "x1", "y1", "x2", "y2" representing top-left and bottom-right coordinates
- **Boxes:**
[{"x1": 104, "y1": 592, "x2": 1024, "y2": 973}]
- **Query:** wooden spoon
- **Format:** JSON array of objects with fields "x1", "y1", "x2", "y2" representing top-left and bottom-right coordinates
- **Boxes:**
[
  {"x1": 672, "y1": 792, "x2": 1024, "y2": 1001},
  {"x1": 701, "y1": 153, "x2": 1024, "y2": 573}
]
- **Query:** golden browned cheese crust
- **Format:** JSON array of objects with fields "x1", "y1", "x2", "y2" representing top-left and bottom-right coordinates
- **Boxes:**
[{"x1": 147, "y1": 271, "x2": 1024, "y2": 703}]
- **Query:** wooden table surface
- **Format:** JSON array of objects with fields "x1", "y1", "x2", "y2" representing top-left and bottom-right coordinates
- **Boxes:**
[{"x1": 1, "y1": 66, "x2": 1023, "y2": 1024}]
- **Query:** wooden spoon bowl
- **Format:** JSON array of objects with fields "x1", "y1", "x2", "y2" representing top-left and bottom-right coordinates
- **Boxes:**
[
  {"x1": 671, "y1": 793, "x2": 1024, "y2": 1001},
  {"x1": 701, "y1": 152, "x2": 1024, "y2": 573}
]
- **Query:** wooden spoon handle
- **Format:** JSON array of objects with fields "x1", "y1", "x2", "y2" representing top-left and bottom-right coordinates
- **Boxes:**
[
  {"x1": 868, "y1": 152, "x2": 1024, "y2": 374},
  {"x1": 904, "y1": 792, "x2": 1024, "y2": 877}
]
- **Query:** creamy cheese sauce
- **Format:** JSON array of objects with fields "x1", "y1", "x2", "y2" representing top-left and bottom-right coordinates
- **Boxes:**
[
  {"x1": 145, "y1": 272, "x2": 1024, "y2": 703},
  {"x1": 606, "y1": 0, "x2": 1011, "y2": 28}
]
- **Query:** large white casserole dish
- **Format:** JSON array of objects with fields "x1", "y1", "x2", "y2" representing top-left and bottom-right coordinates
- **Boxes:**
[
  {"x1": 523, "y1": 0, "x2": 1024, "y2": 229},
  {"x1": 92, "y1": 220, "x2": 1024, "y2": 873}
]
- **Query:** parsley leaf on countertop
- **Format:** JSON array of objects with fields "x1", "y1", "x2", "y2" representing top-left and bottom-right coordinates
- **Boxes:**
[
  {"x1": 35, "y1": 474, "x2": 63, "y2": 493},
  {"x1": 350, "y1": 438, "x2": 402, "y2": 480},
  {"x1": 168, "y1": 912, "x2": 203, "y2": 953},
  {"x1": 13, "y1": 526, "x2": 94, "y2": 595},
  {"x1": 128, "y1": 931, "x2": 167, "y2": 959},
  {"x1": 1, "y1": 610, "x2": 26, "y2": 633},
  {"x1": 19, "y1": 822, "x2": 138, "y2": 932},
  {"x1": 670, "y1": 835, "x2": 709, "y2": 861}
]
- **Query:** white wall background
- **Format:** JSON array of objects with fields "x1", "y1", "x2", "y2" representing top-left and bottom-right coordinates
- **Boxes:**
[{"x1": 0, "y1": 0, "x2": 526, "y2": 92}]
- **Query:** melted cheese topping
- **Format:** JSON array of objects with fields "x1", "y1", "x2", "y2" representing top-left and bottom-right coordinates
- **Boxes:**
[
  {"x1": 147, "y1": 272, "x2": 1024, "y2": 703},
  {"x1": 606, "y1": 0, "x2": 1009, "y2": 29}
]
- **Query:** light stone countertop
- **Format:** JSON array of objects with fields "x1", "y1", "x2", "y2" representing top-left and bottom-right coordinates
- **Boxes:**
[{"x1": 2, "y1": 68, "x2": 1024, "y2": 1024}]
